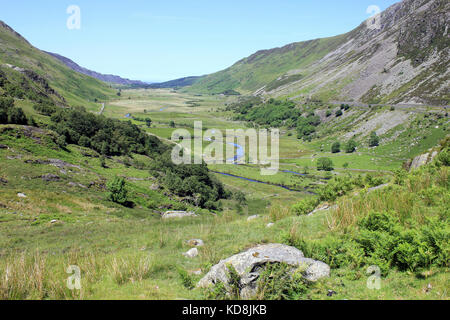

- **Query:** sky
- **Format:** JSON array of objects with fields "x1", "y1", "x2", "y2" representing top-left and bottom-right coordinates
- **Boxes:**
[{"x1": 0, "y1": 0, "x2": 399, "y2": 82}]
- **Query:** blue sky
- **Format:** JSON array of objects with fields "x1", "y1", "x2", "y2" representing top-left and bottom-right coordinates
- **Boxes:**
[{"x1": 1, "y1": 0, "x2": 399, "y2": 82}]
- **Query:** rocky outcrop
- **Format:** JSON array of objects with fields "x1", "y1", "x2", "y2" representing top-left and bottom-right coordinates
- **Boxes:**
[
  {"x1": 408, "y1": 150, "x2": 439, "y2": 170},
  {"x1": 197, "y1": 243, "x2": 330, "y2": 299}
]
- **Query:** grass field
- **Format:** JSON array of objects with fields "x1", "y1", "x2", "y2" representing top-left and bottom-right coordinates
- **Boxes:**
[{"x1": 1, "y1": 87, "x2": 448, "y2": 300}]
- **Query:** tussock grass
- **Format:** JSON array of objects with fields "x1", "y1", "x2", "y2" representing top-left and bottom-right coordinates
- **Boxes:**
[{"x1": 328, "y1": 166, "x2": 449, "y2": 231}]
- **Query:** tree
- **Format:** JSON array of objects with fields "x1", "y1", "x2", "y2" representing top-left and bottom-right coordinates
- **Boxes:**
[
  {"x1": 343, "y1": 162, "x2": 349, "y2": 169},
  {"x1": 7, "y1": 107, "x2": 27, "y2": 125},
  {"x1": 78, "y1": 136, "x2": 91, "y2": 148},
  {"x1": 101, "y1": 141, "x2": 109, "y2": 155},
  {"x1": 233, "y1": 191, "x2": 247, "y2": 205},
  {"x1": 169, "y1": 120, "x2": 175, "y2": 128},
  {"x1": 345, "y1": 139, "x2": 357, "y2": 153},
  {"x1": 107, "y1": 177, "x2": 128, "y2": 205},
  {"x1": 331, "y1": 142, "x2": 341, "y2": 153},
  {"x1": 369, "y1": 131, "x2": 380, "y2": 147},
  {"x1": 317, "y1": 157, "x2": 334, "y2": 171},
  {"x1": 335, "y1": 109, "x2": 343, "y2": 117},
  {"x1": 145, "y1": 118, "x2": 152, "y2": 128},
  {"x1": 0, "y1": 97, "x2": 14, "y2": 123}
]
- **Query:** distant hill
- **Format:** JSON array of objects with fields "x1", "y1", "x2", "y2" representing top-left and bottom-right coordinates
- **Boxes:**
[
  {"x1": 188, "y1": 0, "x2": 449, "y2": 105},
  {"x1": 146, "y1": 76, "x2": 205, "y2": 89},
  {"x1": 44, "y1": 51, "x2": 147, "y2": 87},
  {"x1": 0, "y1": 21, "x2": 115, "y2": 106}
]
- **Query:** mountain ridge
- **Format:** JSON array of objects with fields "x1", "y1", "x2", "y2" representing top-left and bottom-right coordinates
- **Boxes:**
[
  {"x1": 187, "y1": 0, "x2": 449, "y2": 105},
  {"x1": 44, "y1": 51, "x2": 148, "y2": 87}
]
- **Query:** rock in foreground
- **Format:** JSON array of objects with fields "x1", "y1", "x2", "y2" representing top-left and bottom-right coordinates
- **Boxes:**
[{"x1": 197, "y1": 243, "x2": 330, "y2": 298}]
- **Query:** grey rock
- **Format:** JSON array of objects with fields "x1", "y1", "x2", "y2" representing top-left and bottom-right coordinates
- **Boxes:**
[
  {"x1": 183, "y1": 248, "x2": 199, "y2": 258},
  {"x1": 162, "y1": 211, "x2": 198, "y2": 219},
  {"x1": 247, "y1": 215, "x2": 259, "y2": 222},
  {"x1": 41, "y1": 174, "x2": 60, "y2": 182},
  {"x1": 197, "y1": 243, "x2": 330, "y2": 298},
  {"x1": 17, "y1": 193, "x2": 27, "y2": 198}
]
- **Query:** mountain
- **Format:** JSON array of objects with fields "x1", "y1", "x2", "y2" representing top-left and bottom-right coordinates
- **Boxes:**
[
  {"x1": 44, "y1": 51, "x2": 147, "y2": 87},
  {"x1": 188, "y1": 0, "x2": 449, "y2": 105},
  {"x1": 0, "y1": 21, "x2": 115, "y2": 106},
  {"x1": 146, "y1": 76, "x2": 204, "y2": 89}
]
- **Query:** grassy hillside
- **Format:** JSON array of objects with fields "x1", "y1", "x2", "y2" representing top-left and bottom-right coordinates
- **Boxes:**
[
  {"x1": 187, "y1": 0, "x2": 449, "y2": 105},
  {"x1": 187, "y1": 35, "x2": 346, "y2": 95},
  {"x1": 0, "y1": 21, "x2": 116, "y2": 108},
  {"x1": 0, "y1": 122, "x2": 447, "y2": 300}
]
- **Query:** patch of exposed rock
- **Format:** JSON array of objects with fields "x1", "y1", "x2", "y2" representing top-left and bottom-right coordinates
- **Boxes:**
[
  {"x1": 407, "y1": 150, "x2": 439, "y2": 170},
  {"x1": 162, "y1": 211, "x2": 198, "y2": 219},
  {"x1": 197, "y1": 243, "x2": 330, "y2": 299}
]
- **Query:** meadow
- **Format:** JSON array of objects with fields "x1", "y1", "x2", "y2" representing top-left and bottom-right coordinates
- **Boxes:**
[{"x1": 0, "y1": 88, "x2": 448, "y2": 300}]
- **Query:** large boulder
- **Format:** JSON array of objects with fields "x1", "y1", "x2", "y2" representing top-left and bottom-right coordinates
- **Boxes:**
[{"x1": 197, "y1": 243, "x2": 330, "y2": 298}]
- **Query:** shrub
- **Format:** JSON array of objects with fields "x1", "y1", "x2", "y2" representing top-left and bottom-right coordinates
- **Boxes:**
[
  {"x1": 78, "y1": 136, "x2": 91, "y2": 148},
  {"x1": 7, "y1": 107, "x2": 28, "y2": 125},
  {"x1": 233, "y1": 191, "x2": 247, "y2": 205},
  {"x1": 177, "y1": 268, "x2": 195, "y2": 290},
  {"x1": 345, "y1": 139, "x2": 357, "y2": 153},
  {"x1": 369, "y1": 132, "x2": 380, "y2": 147},
  {"x1": 335, "y1": 109, "x2": 343, "y2": 117},
  {"x1": 291, "y1": 198, "x2": 319, "y2": 216},
  {"x1": 317, "y1": 157, "x2": 334, "y2": 171},
  {"x1": 107, "y1": 177, "x2": 128, "y2": 205},
  {"x1": 256, "y1": 263, "x2": 309, "y2": 300},
  {"x1": 33, "y1": 104, "x2": 57, "y2": 116},
  {"x1": 331, "y1": 142, "x2": 341, "y2": 153},
  {"x1": 318, "y1": 176, "x2": 355, "y2": 201}
]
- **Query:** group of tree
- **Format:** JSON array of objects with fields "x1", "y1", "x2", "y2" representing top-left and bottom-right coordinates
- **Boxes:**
[
  {"x1": 0, "y1": 97, "x2": 30, "y2": 125},
  {"x1": 330, "y1": 132, "x2": 379, "y2": 154},
  {"x1": 229, "y1": 98, "x2": 323, "y2": 141},
  {"x1": 317, "y1": 157, "x2": 334, "y2": 171},
  {"x1": 45, "y1": 106, "x2": 166, "y2": 156},
  {"x1": 149, "y1": 151, "x2": 229, "y2": 210}
]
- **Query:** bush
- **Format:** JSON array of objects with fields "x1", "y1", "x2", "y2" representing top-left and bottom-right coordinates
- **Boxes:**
[
  {"x1": 78, "y1": 136, "x2": 91, "y2": 148},
  {"x1": 318, "y1": 176, "x2": 355, "y2": 201},
  {"x1": 7, "y1": 107, "x2": 28, "y2": 125},
  {"x1": 369, "y1": 132, "x2": 380, "y2": 147},
  {"x1": 286, "y1": 211, "x2": 449, "y2": 275},
  {"x1": 256, "y1": 263, "x2": 309, "y2": 300},
  {"x1": 345, "y1": 139, "x2": 357, "y2": 153},
  {"x1": 177, "y1": 268, "x2": 194, "y2": 290},
  {"x1": 233, "y1": 191, "x2": 247, "y2": 205},
  {"x1": 33, "y1": 104, "x2": 57, "y2": 116},
  {"x1": 291, "y1": 198, "x2": 319, "y2": 216},
  {"x1": 107, "y1": 177, "x2": 128, "y2": 205},
  {"x1": 335, "y1": 109, "x2": 343, "y2": 117},
  {"x1": 0, "y1": 97, "x2": 14, "y2": 124},
  {"x1": 317, "y1": 157, "x2": 334, "y2": 171},
  {"x1": 331, "y1": 142, "x2": 341, "y2": 153}
]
